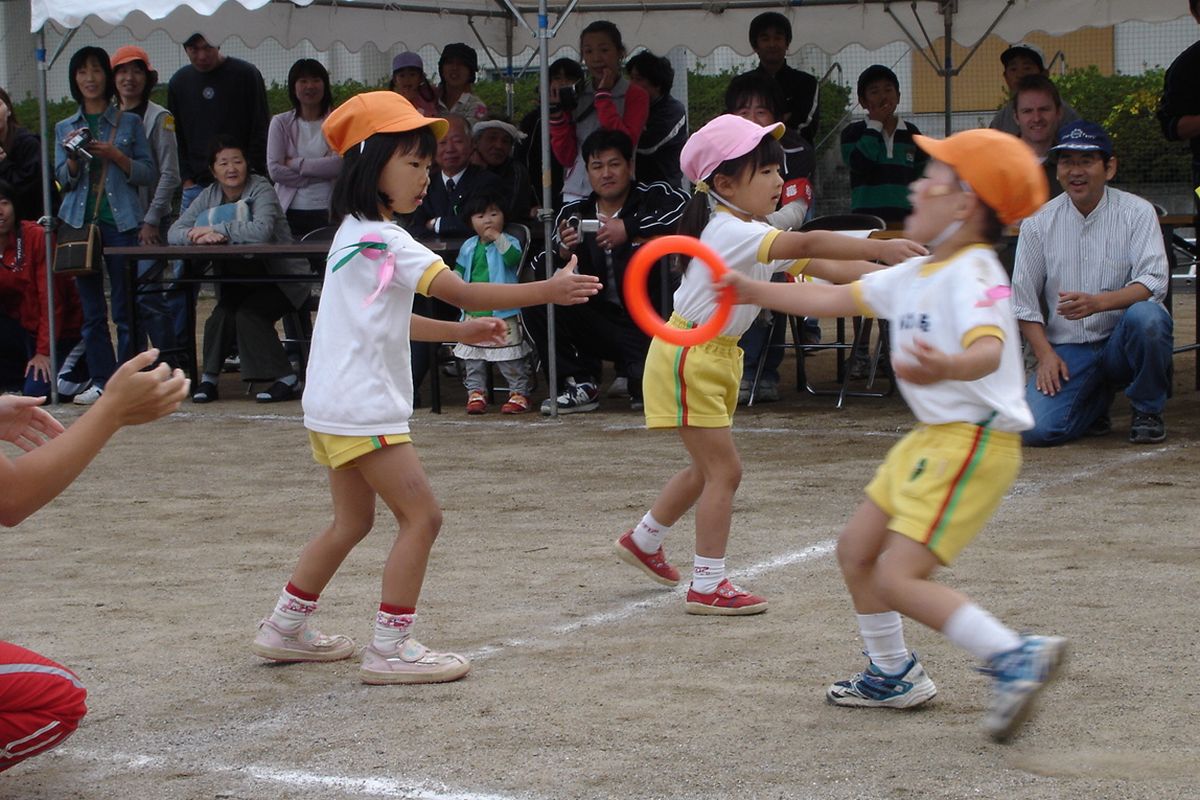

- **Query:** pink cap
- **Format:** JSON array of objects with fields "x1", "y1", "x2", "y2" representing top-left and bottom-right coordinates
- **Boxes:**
[{"x1": 680, "y1": 114, "x2": 784, "y2": 184}]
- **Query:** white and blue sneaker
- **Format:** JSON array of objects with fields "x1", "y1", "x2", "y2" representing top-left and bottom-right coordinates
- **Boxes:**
[
  {"x1": 826, "y1": 653, "x2": 937, "y2": 709},
  {"x1": 979, "y1": 634, "x2": 1067, "y2": 742}
]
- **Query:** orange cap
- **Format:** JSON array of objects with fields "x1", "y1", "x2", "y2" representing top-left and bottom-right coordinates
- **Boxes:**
[
  {"x1": 111, "y1": 45, "x2": 153, "y2": 73},
  {"x1": 322, "y1": 91, "x2": 448, "y2": 156},
  {"x1": 913, "y1": 129, "x2": 1049, "y2": 225}
]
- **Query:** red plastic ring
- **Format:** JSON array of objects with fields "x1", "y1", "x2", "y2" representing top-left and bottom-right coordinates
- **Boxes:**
[{"x1": 622, "y1": 235, "x2": 733, "y2": 347}]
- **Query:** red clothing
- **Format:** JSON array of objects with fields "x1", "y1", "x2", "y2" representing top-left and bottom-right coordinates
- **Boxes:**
[
  {"x1": 549, "y1": 81, "x2": 650, "y2": 169},
  {"x1": 0, "y1": 220, "x2": 83, "y2": 356},
  {"x1": 0, "y1": 640, "x2": 88, "y2": 773}
]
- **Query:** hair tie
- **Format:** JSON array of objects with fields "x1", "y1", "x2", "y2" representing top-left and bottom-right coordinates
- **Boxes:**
[{"x1": 693, "y1": 179, "x2": 709, "y2": 195}]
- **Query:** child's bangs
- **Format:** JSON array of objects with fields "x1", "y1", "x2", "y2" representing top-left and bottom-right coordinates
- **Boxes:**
[
  {"x1": 386, "y1": 127, "x2": 439, "y2": 161},
  {"x1": 725, "y1": 134, "x2": 784, "y2": 179}
]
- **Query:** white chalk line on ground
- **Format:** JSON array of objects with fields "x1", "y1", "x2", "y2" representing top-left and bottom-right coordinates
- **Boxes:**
[
  {"x1": 56, "y1": 749, "x2": 526, "y2": 800},
  {"x1": 60, "y1": 434, "x2": 1181, "y2": 798}
]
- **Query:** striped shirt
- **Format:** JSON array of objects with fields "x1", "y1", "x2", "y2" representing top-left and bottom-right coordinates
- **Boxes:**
[
  {"x1": 1012, "y1": 187, "x2": 1168, "y2": 345},
  {"x1": 841, "y1": 116, "x2": 928, "y2": 223}
]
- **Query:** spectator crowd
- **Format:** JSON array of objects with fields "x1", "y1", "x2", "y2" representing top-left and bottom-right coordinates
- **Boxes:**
[{"x1": 0, "y1": 7, "x2": 1195, "y2": 443}]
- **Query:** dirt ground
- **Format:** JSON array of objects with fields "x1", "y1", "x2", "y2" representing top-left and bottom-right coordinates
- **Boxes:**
[{"x1": 3, "y1": 295, "x2": 1199, "y2": 800}]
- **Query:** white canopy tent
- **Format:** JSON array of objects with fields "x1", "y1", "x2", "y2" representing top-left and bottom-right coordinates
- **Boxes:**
[{"x1": 24, "y1": 0, "x2": 1192, "y2": 403}]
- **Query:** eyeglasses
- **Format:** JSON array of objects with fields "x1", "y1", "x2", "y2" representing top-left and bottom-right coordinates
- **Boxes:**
[{"x1": 923, "y1": 179, "x2": 973, "y2": 198}]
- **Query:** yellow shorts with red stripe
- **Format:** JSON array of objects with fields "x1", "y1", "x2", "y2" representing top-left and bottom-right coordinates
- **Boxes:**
[
  {"x1": 643, "y1": 313, "x2": 743, "y2": 429},
  {"x1": 866, "y1": 422, "x2": 1021, "y2": 565},
  {"x1": 308, "y1": 431, "x2": 413, "y2": 470}
]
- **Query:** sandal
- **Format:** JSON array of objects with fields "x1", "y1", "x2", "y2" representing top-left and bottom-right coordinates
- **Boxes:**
[
  {"x1": 255, "y1": 380, "x2": 298, "y2": 403},
  {"x1": 192, "y1": 381, "x2": 219, "y2": 404}
]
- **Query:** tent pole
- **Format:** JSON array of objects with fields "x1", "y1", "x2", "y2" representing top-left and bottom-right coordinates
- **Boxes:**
[
  {"x1": 943, "y1": 2, "x2": 953, "y2": 136},
  {"x1": 536, "y1": 0, "x2": 558, "y2": 418},
  {"x1": 36, "y1": 29, "x2": 58, "y2": 405}
]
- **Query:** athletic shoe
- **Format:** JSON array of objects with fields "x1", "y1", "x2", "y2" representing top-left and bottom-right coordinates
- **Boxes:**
[
  {"x1": 360, "y1": 638, "x2": 471, "y2": 685},
  {"x1": 607, "y1": 376, "x2": 630, "y2": 398},
  {"x1": 501, "y1": 392, "x2": 531, "y2": 414},
  {"x1": 1085, "y1": 414, "x2": 1112, "y2": 437},
  {"x1": 615, "y1": 529, "x2": 680, "y2": 586},
  {"x1": 826, "y1": 653, "x2": 938, "y2": 709},
  {"x1": 684, "y1": 579, "x2": 767, "y2": 615},
  {"x1": 980, "y1": 634, "x2": 1067, "y2": 742},
  {"x1": 466, "y1": 390, "x2": 487, "y2": 415},
  {"x1": 1129, "y1": 410, "x2": 1166, "y2": 444},
  {"x1": 754, "y1": 378, "x2": 780, "y2": 403},
  {"x1": 192, "y1": 380, "x2": 219, "y2": 404},
  {"x1": 72, "y1": 385, "x2": 102, "y2": 406},
  {"x1": 539, "y1": 378, "x2": 599, "y2": 415},
  {"x1": 250, "y1": 618, "x2": 356, "y2": 662}
]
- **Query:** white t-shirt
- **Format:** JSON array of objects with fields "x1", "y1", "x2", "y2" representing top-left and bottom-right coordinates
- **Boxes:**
[
  {"x1": 853, "y1": 244, "x2": 1033, "y2": 433},
  {"x1": 302, "y1": 216, "x2": 448, "y2": 436},
  {"x1": 672, "y1": 210, "x2": 807, "y2": 337},
  {"x1": 292, "y1": 118, "x2": 334, "y2": 211}
]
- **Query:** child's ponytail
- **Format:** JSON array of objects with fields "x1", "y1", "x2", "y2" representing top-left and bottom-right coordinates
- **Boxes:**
[{"x1": 676, "y1": 191, "x2": 712, "y2": 239}]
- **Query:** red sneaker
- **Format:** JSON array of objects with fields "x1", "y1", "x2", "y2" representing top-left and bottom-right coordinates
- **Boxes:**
[
  {"x1": 501, "y1": 392, "x2": 531, "y2": 414},
  {"x1": 685, "y1": 579, "x2": 768, "y2": 616},
  {"x1": 615, "y1": 529, "x2": 680, "y2": 586},
  {"x1": 466, "y1": 390, "x2": 487, "y2": 415}
]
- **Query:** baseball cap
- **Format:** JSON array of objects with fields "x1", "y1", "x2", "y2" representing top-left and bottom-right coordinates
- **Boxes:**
[
  {"x1": 1049, "y1": 120, "x2": 1113, "y2": 157},
  {"x1": 322, "y1": 91, "x2": 448, "y2": 155},
  {"x1": 913, "y1": 128, "x2": 1048, "y2": 225},
  {"x1": 472, "y1": 119, "x2": 526, "y2": 142},
  {"x1": 1000, "y1": 41, "x2": 1045, "y2": 69},
  {"x1": 183, "y1": 33, "x2": 208, "y2": 48},
  {"x1": 111, "y1": 45, "x2": 154, "y2": 74},
  {"x1": 680, "y1": 114, "x2": 784, "y2": 184},
  {"x1": 392, "y1": 52, "x2": 424, "y2": 73}
]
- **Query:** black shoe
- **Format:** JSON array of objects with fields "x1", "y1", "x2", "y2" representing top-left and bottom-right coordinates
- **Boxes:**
[
  {"x1": 1129, "y1": 410, "x2": 1165, "y2": 444},
  {"x1": 192, "y1": 381, "x2": 219, "y2": 404},
  {"x1": 256, "y1": 380, "x2": 298, "y2": 404},
  {"x1": 1085, "y1": 414, "x2": 1112, "y2": 437}
]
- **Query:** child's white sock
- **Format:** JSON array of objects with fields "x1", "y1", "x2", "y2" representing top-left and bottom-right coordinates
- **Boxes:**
[
  {"x1": 691, "y1": 555, "x2": 725, "y2": 594},
  {"x1": 942, "y1": 603, "x2": 1023, "y2": 662},
  {"x1": 268, "y1": 583, "x2": 318, "y2": 631},
  {"x1": 856, "y1": 611, "x2": 911, "y2": 675},
  {"x1": 630, "y1": 513, "x2": 670, "y2": 553},
  {"x1": 372, "y1": 605, "x2": 416, "y2": 652}
]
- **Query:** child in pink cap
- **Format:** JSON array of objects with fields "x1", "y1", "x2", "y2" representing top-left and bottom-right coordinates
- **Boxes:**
[{"x1": 615, "y1": 114, "x2": 925, "y2": 615}]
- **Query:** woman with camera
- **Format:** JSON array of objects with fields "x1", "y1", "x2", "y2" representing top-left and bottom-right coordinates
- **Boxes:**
[
  {"x1": 170, "y1": 135, "x2": 309, "y2": 404},
  {"x1": 549, "y1": 21, "x2": 648, "y2": 203},
  {"x1": 54, "y1": 46, "x2": 156, "y2": 405}
]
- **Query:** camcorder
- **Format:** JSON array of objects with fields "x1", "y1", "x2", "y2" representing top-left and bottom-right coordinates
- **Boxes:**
[
  {"x1": 62, "y1": 128, "x2": 94, "y2": 163},
  {"x1": 557, "y1": 82, "x2": 582, "y2": 113}
]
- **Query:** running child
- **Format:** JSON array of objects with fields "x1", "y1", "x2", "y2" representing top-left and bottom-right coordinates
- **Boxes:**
[
  {"x1": 250, "y1": 92, "x2": 599, "y2": 684},
  {"x1": 717, "y1": 128, "x2": 1066, "y2": 741},
  {"x1": 452, "y1": 189, "x2": 536, "y2": 415},
  {"x1": 615, "y1": 114, "x2": 926, "y2": 614}
]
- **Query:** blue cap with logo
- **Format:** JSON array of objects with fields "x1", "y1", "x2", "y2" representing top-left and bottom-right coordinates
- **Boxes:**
[{"x1": 1050, "y1": 120, "x2": 1113, "y2": 157}]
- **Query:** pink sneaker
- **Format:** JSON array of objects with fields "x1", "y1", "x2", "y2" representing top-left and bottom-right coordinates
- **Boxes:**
[
  {"x1": 360, "y1": 638, "x2": 471, "y2": 685},
  {"x1": 251, "y1": 618, "x2": 356, "y2": 662},
  {"x1": 615, "y1": 529, "x2": 680, "y2": 586},
  {"x1": 685, "y1": 579, "x2": 768, "y2": 616}
]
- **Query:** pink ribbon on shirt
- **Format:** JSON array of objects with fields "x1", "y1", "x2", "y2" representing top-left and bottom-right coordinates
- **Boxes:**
[{"x1": 329, "y1": 232, "x2": 394, "y2": 307}]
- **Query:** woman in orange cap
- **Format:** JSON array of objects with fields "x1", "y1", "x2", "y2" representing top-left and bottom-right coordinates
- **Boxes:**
[
  {"x1": 719, "y1": 128, "x2": 1067, "y2": 743},
  {"x1": 250, "y1": 92, "x2": 599, "y2": 686}
]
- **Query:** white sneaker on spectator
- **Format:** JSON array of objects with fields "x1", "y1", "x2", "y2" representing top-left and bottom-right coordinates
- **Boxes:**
[
  {"x1": 73, "y1": 385, "x2": 102, "y2": 406},
  {"x1": 607, "y1": 377, "x2": 629, "y2": 398}
]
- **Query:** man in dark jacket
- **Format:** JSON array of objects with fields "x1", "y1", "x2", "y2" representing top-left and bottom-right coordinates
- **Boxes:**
[
  {"x1": 408, "y1": 113, "x2": 503, "y2": 238},
  {"x1": 1157, "y1": 0, "x2": 1200, "y2": 219}
]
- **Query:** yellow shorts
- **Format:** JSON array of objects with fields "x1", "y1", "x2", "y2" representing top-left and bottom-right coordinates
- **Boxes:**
[
  {"x1": 643, "y1": 313, "x2": 743, "y2": 429},
  {"x1": 865, "y1": 422, "x2": 1021, "y2": 565},
  {"x1": 308, "y1": 431, "x2": 413, "y2": 470}
]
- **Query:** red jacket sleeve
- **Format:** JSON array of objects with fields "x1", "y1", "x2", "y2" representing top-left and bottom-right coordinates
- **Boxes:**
[
  {"x1": 595, "y1": 83, "x2": 650, "y2": 147},
  {"x1": 549, "y1": 112, "x2": 579, "y2": 168}
]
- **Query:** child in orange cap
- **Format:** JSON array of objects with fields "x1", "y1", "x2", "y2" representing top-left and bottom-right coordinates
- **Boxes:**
[
  {"x1": 250, "y1": 92, "x2": 599, "y2": 684},
  {"x1": 719, "y1": 128, "x2": 1066, "y2": 742}
]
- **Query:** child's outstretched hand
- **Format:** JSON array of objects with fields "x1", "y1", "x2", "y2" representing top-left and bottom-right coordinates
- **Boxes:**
[
  {"x1": 94, "y1": 349, "x2": 190, "y2": 427},
  {"x1": 874, "y1": 238, "x2": 928, "y2": 265},
  {"x1": 0, "y1": 395, "x2": 65, "y2": 453},
  {"x1": 546, "y1": 256, "x2": 600, "y2": 305},
  {"x1": 457, "y1": 317, "x2": 509, "y2": 346},
  {"x1": 893, "y1": 339, "x2": 951, "y2": 385},
  {"x1": 714, "y1": 270, "x2": 760, "y2": 305}
]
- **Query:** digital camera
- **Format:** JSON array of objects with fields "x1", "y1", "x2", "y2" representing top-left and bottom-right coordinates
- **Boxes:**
[
  {"x1": 62, "y1": 128, "x2": 94, "y2": 163},
  {"x1": 557, "y1": 83, "x2": 581, "y2": 113}
]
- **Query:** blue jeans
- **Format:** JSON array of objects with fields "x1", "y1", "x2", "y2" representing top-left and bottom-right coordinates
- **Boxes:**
[
  {"x1": 1022, "y1": 301, "x2": 1173, "y2": 446},
  {"x1": 74, "y1": 223, "x2": 139, "y2": 388}
]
